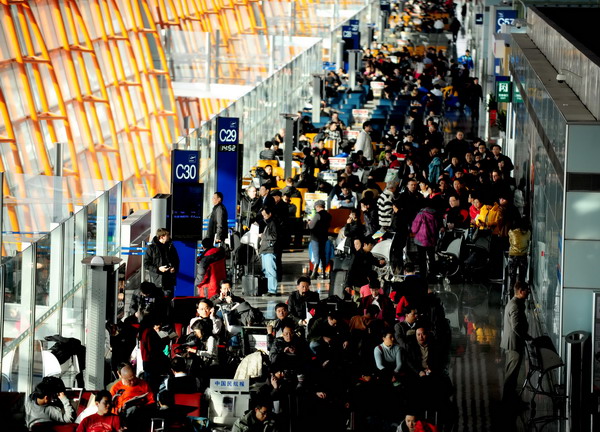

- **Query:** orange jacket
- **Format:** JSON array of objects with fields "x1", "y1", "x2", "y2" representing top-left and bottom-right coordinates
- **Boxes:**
[{"x1": 110, "y1": 378, "x2": 155, "y2": 412}]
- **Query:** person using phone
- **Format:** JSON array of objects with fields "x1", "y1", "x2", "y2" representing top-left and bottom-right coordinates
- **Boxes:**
[{"x1": 144, "y1": 228, "x2": 179, "y2": 299}]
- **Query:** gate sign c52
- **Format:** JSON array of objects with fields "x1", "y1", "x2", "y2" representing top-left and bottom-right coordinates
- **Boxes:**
[
  {"x1": 496, "y1": 81, "x2": 512, "y2": 103},
  {"x1": 216, "y1": 117, "x2": 239, "y2": 152}
]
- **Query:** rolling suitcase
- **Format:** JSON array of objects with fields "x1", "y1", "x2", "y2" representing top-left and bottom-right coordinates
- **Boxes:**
[{"x1": 241, "y1": 275, "x2": 258, "y2": 296}]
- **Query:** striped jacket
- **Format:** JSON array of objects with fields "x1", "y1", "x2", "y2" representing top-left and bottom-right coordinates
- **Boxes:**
[{"x1": 377, "y1": 189, "x2": 396, "y2": 228}]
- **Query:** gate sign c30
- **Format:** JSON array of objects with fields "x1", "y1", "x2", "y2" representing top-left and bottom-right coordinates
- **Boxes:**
[{"x1": 172, "y1": 150, "x2": 199, "y2": 183}]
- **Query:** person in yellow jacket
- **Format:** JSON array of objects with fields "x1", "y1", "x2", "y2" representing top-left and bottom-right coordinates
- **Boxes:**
[
  {"x1": 508, "y1": 218, "x2": 531, "y2": 290},
  {"x1": 474, "y1": 202, "x2": 502, "y2": 234}
]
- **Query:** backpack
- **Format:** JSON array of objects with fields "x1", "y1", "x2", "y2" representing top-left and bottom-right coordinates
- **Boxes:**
[{"x1": 229, "y1": 302, "x2": 265, "y2": 326}]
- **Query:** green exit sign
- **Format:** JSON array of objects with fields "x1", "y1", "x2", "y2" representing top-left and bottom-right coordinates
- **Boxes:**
[
  {"x1": 513, "y1": 84, "x2": 523, "y2": 103},
  {"x1": 496, "y1": 81, "x2": 512, "y2": 103}
]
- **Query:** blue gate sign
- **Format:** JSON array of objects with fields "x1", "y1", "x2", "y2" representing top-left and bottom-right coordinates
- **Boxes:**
[
  {"x1": 495, "y1": 9, "x2": 517, "y2": 33},
  {"x1": 216, "y1": 117, "x2": 239, "y2": 152},
  {"x1": 215, "y1": 117, "x2": 240, "y2": 226},
  {"x1": 171, "y1": 150, "x2": 199, "y2": 183}
]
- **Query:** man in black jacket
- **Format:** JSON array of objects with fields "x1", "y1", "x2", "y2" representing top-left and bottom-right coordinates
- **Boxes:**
[
  {"x1": 287, "y1": 276, "x2": 320, "y2": 327},
  {"x1": 207, "y1": 192, "x2": 228, "y2": 244},
  {"x1": 308, "y1": 200, "x2": 331, "y2": 279},
  {"x1": 129, "y1": 281, "x2": 168, "y2": 320},
  {"x1": 144, "y1": 228, "x2": 179, "y2": 298},
  {"x1": 259, "y1": 207, "x2": 279, "y2": 296}
]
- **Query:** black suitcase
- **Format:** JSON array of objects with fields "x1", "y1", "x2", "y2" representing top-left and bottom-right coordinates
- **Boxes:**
[
  {"x1": 242, "y1": 275, "x2": 259, "y2": 296},
  {"x1": 330, "y1": 269, "x2": 348, "y2": 298}
]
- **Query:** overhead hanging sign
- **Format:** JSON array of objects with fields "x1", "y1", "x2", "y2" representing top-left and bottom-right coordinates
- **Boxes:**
[{"x1": 495, "y1": 9, "x2": 517, "y2": 33}]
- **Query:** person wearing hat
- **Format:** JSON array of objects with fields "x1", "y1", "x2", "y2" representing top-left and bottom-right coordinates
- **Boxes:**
[{"x1": 308, "y1": 200, "x2": 331, "y2": 279}]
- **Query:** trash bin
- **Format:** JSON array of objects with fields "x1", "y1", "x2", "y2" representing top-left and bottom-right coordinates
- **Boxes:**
[{"x1": 565, "y1": 331, "x2": 592, "y2": 432}]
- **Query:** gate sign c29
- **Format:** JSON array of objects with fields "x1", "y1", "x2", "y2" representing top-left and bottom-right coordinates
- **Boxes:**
[
  {"x1": 217, "y1": 117, "x2": 239, "y2": 152},
  {"x1": 495, "y1": 9, "x2": 517, "y2": 33},
  {"x1": 172, "y1": 150, "x2": 200, "y2": 183}
]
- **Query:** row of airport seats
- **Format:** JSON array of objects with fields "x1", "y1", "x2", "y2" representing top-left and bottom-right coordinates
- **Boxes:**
[
  {"x1": 369, "y1": 98, "x2": 411, "y2": 140},
  {"x1": 313, "y1": 85, "x2": 370, "y2": 130}
]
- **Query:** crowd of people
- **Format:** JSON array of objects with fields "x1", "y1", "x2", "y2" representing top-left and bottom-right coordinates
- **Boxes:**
[{"x1": 22, "y1": 1, "x2": 535, "y2": 432}]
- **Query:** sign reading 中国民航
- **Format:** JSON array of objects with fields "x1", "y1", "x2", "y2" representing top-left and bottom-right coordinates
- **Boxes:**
[{"x1": 209, "y1": 379, "x2": 250, "y2": 392}]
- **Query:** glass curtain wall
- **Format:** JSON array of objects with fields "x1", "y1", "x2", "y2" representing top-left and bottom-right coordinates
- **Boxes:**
[
  {"x1": 1, "y1": 182, "x2": 121, "y2": 393},
  {"x1": 510, "y1": 42, "x2": 566, "y2": 347}
]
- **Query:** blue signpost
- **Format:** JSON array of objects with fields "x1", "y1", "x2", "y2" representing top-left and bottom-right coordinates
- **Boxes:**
[
  {"x1": 170, "y1": 149, "x2": 203, "y2": 297},
  {"x1": 216, "y1": 117, "x2": 240, "y2": 223}
]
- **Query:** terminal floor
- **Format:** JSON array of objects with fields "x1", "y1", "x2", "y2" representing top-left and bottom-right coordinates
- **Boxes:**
[{"x1": 240, "y1": 249, "x2": 561, "y2": 432}]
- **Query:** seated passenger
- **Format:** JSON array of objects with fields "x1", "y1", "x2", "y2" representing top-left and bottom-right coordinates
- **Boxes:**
[
  {"x1": 128, "y1": 281, "x2": 167, "y2": 322},
  {"x1": 232, "y1": 400, "x2": 277, "y2": 432},
  {"x1": 25, "y1": 381, "x2": 74, "y2": 430},
  {"x1": 360, "y1": 281, "x2": 395, "y2": 326},
  {"x1": 397, "y1": 413, "x2": 438, "y2": 432},
  {"x1": 76, "y1": 390, "x2": 121, "y2": 432},
  {"x1": 390, "y1": 262, "x2": 428, "y2": 313},
  {"x1": 349, "y1": 305, "x2": 386, "y2": 370},
  {"x1": 259, "y1": 141, "x2": 277, "y2": 160},
  {"x1": 188, "y1": 298, "x2": 224, "y2": 340},
  {"x1": 374, "y1": 330, "x2": 402, "y2": 382},
  {"x1": 257, "y1": 164, "x2": 277, "y2": 188},
  {"x1": 394, "y1": 308, "x2": 422, "y2": 349},
  {"x1": 158, "y1": 356, "x2": 202, "y2": 397},
  {"x1": 332, "y1": 184, "x2": 357, "y2": 209},
  {"x1": 268, "y1": 325, "x2": 310, "y2": 373},
  {"x1": 444, "y1": 195, "x2": 469, "y2": 229},
  {"x1": 186, "y1": 319, "x2": 218, "y2": 367},
  {"x1": 110, "y1": 363, "x2": 156, "y2": 430},
  {"x1": 286, "y1": 276, "x2": 320, "y2": 327},
  {"x1": 210, "y1": 278, "x2": 245, "y2": 312},
  {"x1": 266, "y1": 303, "x2": 297, "y2": 349},
  {"x1": 403, "y1": 327, "x2": 444, "y2": 380},
  {"x1": 307, "y1": 310, "x2": 350, "y2": 362}
]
